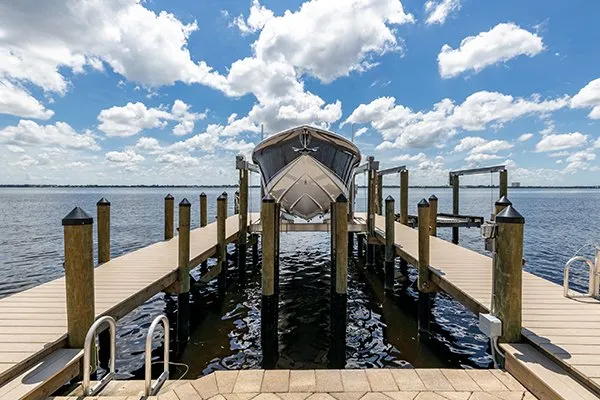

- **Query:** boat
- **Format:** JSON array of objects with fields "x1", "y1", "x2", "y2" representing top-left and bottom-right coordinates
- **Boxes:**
[{"x1": 252, "y1": 125, "x2": 361, "y2": 220}]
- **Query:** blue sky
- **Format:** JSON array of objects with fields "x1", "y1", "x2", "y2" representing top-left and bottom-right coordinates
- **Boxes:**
[{"x1": 1, "y1": 0, "x2": 599, "y2": 185}]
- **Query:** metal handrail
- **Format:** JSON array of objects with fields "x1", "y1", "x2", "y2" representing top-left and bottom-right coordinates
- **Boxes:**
[
  {"x1": 83, "y1": 316, "x2": 116, "y2": 396},
  {"x1": 145, "y1": 315, "x2": 170, "y2": 396},
  {"x1": 563, "y1": 256, "x2": 596, "y2": 298}
]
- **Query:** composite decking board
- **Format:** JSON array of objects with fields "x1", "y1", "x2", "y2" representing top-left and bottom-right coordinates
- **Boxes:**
[
  {"x1": 371, "y1": 214, "x2": 600, "y2": 396},
  {"x1": 0, "y1": 214, "x2": 248, "y2": 395}
]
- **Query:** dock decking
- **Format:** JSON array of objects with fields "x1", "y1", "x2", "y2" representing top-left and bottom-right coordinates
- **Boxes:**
[
  {"x1": 0, "y1": 214, "x2": 248, "y2": 398},
  {"x1": 370, "y1": 214, "x2": 600, "y2": 398}
]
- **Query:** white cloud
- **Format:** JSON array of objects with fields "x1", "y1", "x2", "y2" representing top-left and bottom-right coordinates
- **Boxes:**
[
  {"x1": 535, "y1": 132, "x2": 588, "y2": 152},
  {"x1": 465, "y1": 152, "x2": 502, "y2": 163},
  {"x1": 470, "y1": 139, "x2": 513, "y2": 154},
  {"x1": 518, "y1": 133, "x2": 534, "y2": 142},
  {"x1": 344, "y1": 91, "x2": 568, "y2": 149},
  {"x1": 0, "y1": 0, "x2": 229, "y2": 95},
  {"x1": 156, "y1": 153, "x2": 199, "y2": 167},
  {"x1": 232, "y1": 0, "x2": 275, "y2": 34},
  {"x1": 454, "y1": 136, "x2": 512, "y2": 165},
  {"x1": 563, "y1": 149, "x2": 597, "y2": 173},
  {"x1": 355, "y1": 127, "x2": 368, "y2": 137},
  {"x1": 424, "y1": 0, "x2": 460, "y2": 25},
  {"x1": 438, "y1": 23, "x2": 544, "y2": 78},
  {"x1": 105, "y1": 149, "x2": 144, "y2": 164},
  {"x1": 571, "y1": 78, "x2": 600, "y2": 119},
  {"x1": 595, "y1": 137, "x2": 600, "y2": 149},
  {"x1": 6, "y1": 145, "x2": 25, "y2": 153},
  {"x1": 171, "y1": 100, "x2": 207, "y2": 136},
  {"x1": 10, "y1": 154, "x2": 38, "y2": 168},
  {"x1": 0, "y1": 80, "x2": 54, "y2": 119},
  {"x1": 135, "y1": 137, "x2": 162, "y2": 153},
  {"x1": 454, "y1": 136, "x2": 486, "y2": 152},
  {"x1": 0, "y1": 120, "x2": 99, "y2": 150},
  {"x1": 390, "y1": 152, "x2": 444, "y2": 170}
]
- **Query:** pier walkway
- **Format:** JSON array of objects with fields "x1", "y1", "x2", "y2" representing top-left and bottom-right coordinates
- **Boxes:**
[
  {"x1": 0, "y1": 214, "x2": 247, "y2": 400},
  {"x1": 370, "y1": 214, "x2": 600, "y2": 399}
]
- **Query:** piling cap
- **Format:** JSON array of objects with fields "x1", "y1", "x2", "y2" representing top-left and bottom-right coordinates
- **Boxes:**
[
  {"x1": 495, "y1": 205, "x2": 524, "y2": 224},
  {"x1": 336, "y1": 193, "x2": 348, "y2": 202},
  {"x1": 96, "y1": 197, "x2": 110, "y2": 206},
  {"x1": 218, "y1": 193, "x2": 227, "y2": 201},
  {"x1": 200, "y1": 192, "x2": 206, "y2": 197},
  {"x1": 62, "y1": 207, "x2": 93, "y2": 226},
  {"x1": 165, "y1": 194, "x2": 174, "y2": 200},
  {"x1": 428, "y1": 194, "x2": 438, "y2": 201},
  {"x1": 495, "y1": 195, "x2": 512, "y2": 207},
  {"x1": 262, "y1": 194, "x2": 275, "y2": 203},
  {"x1": 179, "y1": 198, "x2": 191, "y2": 207},
  {"x1": 417, "y1": 199, "x2": 429, "y2": 208},
  {"x1": 222, "y1": 191, "x2": 228, "y2": 197},
  {"x1": 235, "y1": 190, "x2": 240, "y2": 195},
  {"x1": 385, "y1": 195, "x2": 394, "y2": 202}
]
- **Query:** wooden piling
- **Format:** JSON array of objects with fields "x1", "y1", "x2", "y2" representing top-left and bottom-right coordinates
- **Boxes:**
[
  {"x1": 252, "y1": 234, "x2": 259, "y2": 267},
  {"x1": 499, "y1": 169, "x2": 508, "y2": 198},
  {"x1": 376, "y1": 174, "x2": 383, "y2": 216},
  {"x1": 261, "y1": 195, "x2": 278, "y2": 368},
  {"x1": 493, "y1": 204, "x2": 524, "y2": 343},
  {"x1": 62, "y1": 207, "x2": 95, "y2": 349},
  {"x1": 417, "y1": 199, "x2": 432, "y2": 292},
  {"x1": 428, "y1": 194, "x2": 438, "y2": 237},
  {"x1": 274, "y1": 201, "x2": 281, "y2": 299},
  {"x1": 164, "y1": 194, "x2": 174, "y2": 240},
  {"x1": 451, "y1": 175, "x2": 459, "y2": 244},
  {"x1": 357, "y1": 233, "x2": 364, "y2": 258},
  {"x1": 96, "y1": 198, "x2": 110, "y2": 264},
  {"x1": 217, "y1": 193, "x2": 227, "y2": 295},
  {"x1": 384, "y1": 196, "x2": 395, "y2": 293},
  {"x1": 238, "y1": 166, "x2": 249, "y2": 276},
  {"x1": 200, "y1": 192, "x2": 208, "y2": 273},
  {"x1": 177, "y1": 199, "x2": 191, "y2": 347},
  {"x1": 331, "y1": 194, "x2": 348, "y2": 367},
  {"x1": 366, "y1": 156, "x2": 377, "y2": 269},
  {"x1": 399, "y1": 170, "x2": 408, "y2": 225}
]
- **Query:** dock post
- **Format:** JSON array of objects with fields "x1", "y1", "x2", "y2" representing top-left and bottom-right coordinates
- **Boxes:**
[
  {"x1": 63, "y1": 207, "x2": 95, "y2": 351},
  {"x1": 384, "y1": 196, "x2": 395, "y2": 293},
  {"x1": 494, "y1": 195, "x2": 512, "y2": 220},
  {"x1": 164, "y1": 194, "x2": 174, "y2": 240},
  {"x1": 348, "y1": 180, "x2": 355, "y2": 257},
  {"x1": 499, "y1": 169, "x2": 508, "y2": 198},
  {"x1": 177, "y1": 199, "x2": 191, "y2": 349},
  {"x1": 238, "y1": 161, "x2": 249, "y2": 278},
  {"x1": 417, "y1": 199, "x2": 433, "y2": 335},
  {"x1": 493, "y1": 205, "x2": 524, "y2": 343},
  {"x1": 274, "y1": 201, "x2": 281, "y2": 300},
  {"x1": 96, "y1": 198, "x2": 111, "y2": 368},
  {"x1": 252, "y1": 234, "x2": 259, "y2": 267},
  {"x1": 451, "y1": 175, "x2": 459, "y2": 244},
  {"x1": 428, "y1": 195, "x2": 438, "y2": 237},
  {"x1": 357, "y1": 234, "x2": 364, "y2": 258},
  {"x1": 399, "y1": 170, "x2": 409, "y2": 276},
  {"x1": 330, "y1": 200, "x2": 337, "y2": 296},
  {"x1": 377, "y1": 174, "x2": 383, "y2": 216},
  {"x1": 261, "y1": 195, "x2": 278, "y2": 368},
  {"x1": 366, "y1": 156, "x2": 378, "y2": 270},
  {"x1": 217, "y1": 193, "x2": 227, "y2": 295},
  {"x1": 331, "y1": 194, "x2": 348, "y2": 367},
  {"x1": 200, "y1": 192, "x2": 208, "y2": 273}
]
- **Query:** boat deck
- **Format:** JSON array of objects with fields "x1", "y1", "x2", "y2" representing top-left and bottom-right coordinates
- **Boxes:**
[
  {"x1": 369, "y1": 214, "x2": 600, "y2": 398},
  {"x1": 0, "y1": 214, "x2": 248, "y2": 399}
]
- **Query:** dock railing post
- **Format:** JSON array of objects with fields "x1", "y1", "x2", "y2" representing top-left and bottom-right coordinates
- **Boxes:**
[
  {"x1": 97, "y1": 198, "x2": 110, "y2": 264},
  {"x1": 177, "y1": 199, "x2": 191, "y2": 348},
  {"x1": 499, "y1": 169, "x2": 508, "y2": 199},
  {"x1": 62, "y1": 207, "x2": 95, "y2": 350},
  {"x1": 217, "y1": 193, "x2": 228, "y2": 295},
  {"x1": 452, "y1": 175, "x2": 459, "y2": 244},
  {"x1": 366, "y1": 156, "x2": 378, "y2": 269},
  {"x1": 385, "y1": 196, "x2": 395, "y2": 293},
  {"x1": 428, "y1": 195, "x2": 438, "y2": 237},
  {"x1": 164, "y1": 194, "x2": 174, "y2": 240},
  {"x1": 200, "y1": 192, "x2": 208, "y2": 273},
  {"x1": 238, "y1": 159, "x2": 249, "y2": 278},
  {"x1": 399, "y1": 170, "x2": 409, "y2": 276},
  {"x1": 417, "y1": 199, "x2": 432, "y2": 292},
  {"x1": 493, "y1": 204, "x2": 524, "y2": 343},
  {"x1": 331, "y1": 194, "x2": 348, "y2": 367},
  {"x1": 261, "y1": 195, "x2": 278, "y2": 368},
  {"x1": 377, "y1": 174, "x2": 383, "y2": 216}
]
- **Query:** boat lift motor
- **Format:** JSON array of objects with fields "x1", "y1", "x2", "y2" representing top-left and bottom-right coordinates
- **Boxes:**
[
  {"x1": 563, "y1": 246, "x2": 600, "y2": 299},
  {"x1": 480, "y1": 221, "x2": 497, "y2": 252}
]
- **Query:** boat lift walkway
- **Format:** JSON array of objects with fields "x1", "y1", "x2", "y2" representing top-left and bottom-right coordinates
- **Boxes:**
[
  {"x1": 0, "y1": 214, "x2": 248, "y2": 400},
  {"x1": 367, "y1": 213, "x2": 600, "y2": 399}
]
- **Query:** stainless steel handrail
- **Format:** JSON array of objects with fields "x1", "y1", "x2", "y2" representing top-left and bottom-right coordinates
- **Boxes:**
[
  {"x1": 83, "y1": 316, "x2": 116, "y2": 396},
  {"x1": 145, "y1": 315, "x2": 170, "y2": 396},
  {"x1": 564, "y1": 256, "x2": 596, "y2": 298}
]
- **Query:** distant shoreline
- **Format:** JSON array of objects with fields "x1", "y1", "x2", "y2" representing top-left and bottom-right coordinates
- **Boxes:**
[{"x1": 1, "y1": 184, "x2": 599, "y2": 189}]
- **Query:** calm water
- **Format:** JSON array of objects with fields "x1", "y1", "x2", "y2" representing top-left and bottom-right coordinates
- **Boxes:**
[{"x1": 0, "y1": 187, "x2": 599, "y2": 379}]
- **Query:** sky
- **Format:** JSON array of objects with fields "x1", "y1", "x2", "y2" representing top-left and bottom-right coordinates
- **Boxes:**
[{"x1": 1, "y1": 0, "x2": 600, "y2": 186}]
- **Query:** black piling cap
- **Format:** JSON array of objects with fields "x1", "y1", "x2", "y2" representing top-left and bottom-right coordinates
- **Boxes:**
[
  {"x1": 495, "y1": 195, "x2": 512, "y2": 207},
  {"x1": 200, "y1": 192, "x2": 207, "y2": 197},
  {"x1": 218, "y1": 193, "x2": 227, "y2": 201},
  {"x1": 179, "y1": 198, "x2": 191, "y2": 207},
  {"x1": 165, "y1": 193, "x2": 174, "y2": 200},
  {"x1": 429, "y1": 194, "x2": 438, "y2": 201},
  {"x1": 495, "y1": 205, "x2": 524, "y2": 224},
  {"x1": 235, "y1": 190, "x2": 240, "y2": 195},
  {"x1": 262, "y1": 194, "x2": 275, "y2": 203},
  {"x1": 417, "y1": 198, "x2": 429, "y2": 208},
  {"x1": 222, "y1": 191, "x2": 228, "y2": 197},
  {"x1": 96, "y1": 197, "x2": 110, "y2": 206},
  {"x1": 336, "y1": 193, "x2": 348, "y2": 203},
  {"x1": 385, "y1": 195, "x2": 395, "y2": 202},
  {"x1": 62, "y1": 207, "x2": 93, "y2": 226}
]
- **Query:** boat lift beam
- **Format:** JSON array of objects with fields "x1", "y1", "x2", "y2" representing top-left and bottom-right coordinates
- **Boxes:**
[{"x1": 378, "y1": 165, "x2": 406, "y2": 176}]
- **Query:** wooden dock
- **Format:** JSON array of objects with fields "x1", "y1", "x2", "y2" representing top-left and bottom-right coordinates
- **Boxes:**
[
  {"x1": 0, "y1": 213, "x2": 248, "y2": 400},
  {"x1": 369, "y1": 214, "x2": 600, "y2": 399}
]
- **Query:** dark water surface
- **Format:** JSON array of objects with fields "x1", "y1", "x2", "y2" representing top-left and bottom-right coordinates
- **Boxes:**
[{"x1": 0, "y1": 187, "x2": 599, "y2": 379}]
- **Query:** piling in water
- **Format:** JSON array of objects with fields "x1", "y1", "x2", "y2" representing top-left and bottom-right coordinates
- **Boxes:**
[
  {"x1": 452, "y1": 175, "x2": 459, "y2": 244},
  {"x1": 399, "y1": 170, "x2": 408, "y2": 226},
  {"x1": 499, "y1": 169, "x2": 508, "y2": 199},
  {"x1": 238, "y1": 161, "x2": 249, "y2": 277},
  {"x1": 177, "y1": 199, "x2": 191, "y2": 348},
  {"x1": 331, "y1": 194, "x2": 348, "y2": 367},
  {"x1": 261, "y1": 195, "x2": 278, "y2": 368},
  {"x1": 200, "y1": 192, "x2": 208, "y2": 273},
  {"x1": 428, "y1": 195, "x2": 438, "y2": 237},
  {"x1": 217, "y1": 193, "x2": 227, "y2": 295},
  {"x1": 384, "y1": 195, "x2": 395, "y2": 293},
  {"x1": 417, "y1": 199, "x2": 432, "y2": 293},
  {"x1": 164, "y1": 194, "x2": 174, "y2": 240},
  {"x1": 96, "y1": 198, "x2": 110, "y2": 264}
]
